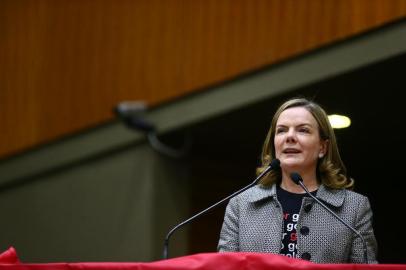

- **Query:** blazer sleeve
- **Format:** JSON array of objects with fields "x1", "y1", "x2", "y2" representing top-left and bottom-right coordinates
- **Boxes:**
[
  {"x1": 350, "y1": 196, "x2": 378, "y2": 263},
  {"x1": 217, "y1": 196, "x2": 240, "y2": 252}
]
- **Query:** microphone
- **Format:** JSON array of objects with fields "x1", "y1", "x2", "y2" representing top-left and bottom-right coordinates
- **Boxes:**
[
  {"x1": 114, "y1": 101, "x2": 155, "y2": 132},
  {"x1": 162, "y1": 159, "x2": 281, "y2": 259},
  {"x1": 289, "y1": 172, "x2": 368, "y2": 264}
]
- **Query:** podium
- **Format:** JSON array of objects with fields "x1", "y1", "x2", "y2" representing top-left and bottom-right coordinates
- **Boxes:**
[{"x1": 1, "y1": 247, "x2": 405, "y2": 270}]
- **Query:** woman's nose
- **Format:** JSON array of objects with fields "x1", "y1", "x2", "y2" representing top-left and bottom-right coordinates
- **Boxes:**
[{"x1": 286, "y1": 129, "x2": 296, "y2": 142}]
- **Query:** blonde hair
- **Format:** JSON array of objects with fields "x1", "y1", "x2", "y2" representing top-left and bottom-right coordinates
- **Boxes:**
[{"x1": 257, "y1": 98, "x2": 353, "y2": 189}]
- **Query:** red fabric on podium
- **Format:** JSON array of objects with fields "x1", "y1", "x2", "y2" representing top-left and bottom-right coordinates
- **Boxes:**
[
  {"x1": 0, "y1": 247, "x2": 19, "y2": 264},
  {"x1": 1, "y1": 247, "x2": 406, "y2": 270}
]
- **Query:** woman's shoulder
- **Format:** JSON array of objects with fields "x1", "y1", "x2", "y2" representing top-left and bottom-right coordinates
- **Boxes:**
[
  {"x1": 344, "y1": 189, "x2": 371, "y2": 205},
  {"x1": 344, "y1": 188, "x2": 368, "y2": 198},
  {"x1": 318, "y1": 185, "x2": 371, "y2": 208},
  {"x1": 321, "y1": 185, "x2": 368, "y2": 198}
]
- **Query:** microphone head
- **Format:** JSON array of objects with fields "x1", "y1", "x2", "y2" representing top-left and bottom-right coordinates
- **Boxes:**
[
  {"x1": 270, "y1": 159, "x2": 280, "y2": 169},
  {"x1": 114, "y1": 101, "x2": 156, "y2": 132},
  {"x1": 290, "y1": 172, "x2": 303, "y2": 185},
  {"x1": 115, "y1": 101, "x2": 148, "y2": 117}
]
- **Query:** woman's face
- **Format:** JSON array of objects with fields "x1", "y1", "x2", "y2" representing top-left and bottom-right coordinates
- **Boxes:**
[{"x1": 274, "y1": 107, "x2": 327, "y2": 173}]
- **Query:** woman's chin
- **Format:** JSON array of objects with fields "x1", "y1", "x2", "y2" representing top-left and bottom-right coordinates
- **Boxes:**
[
  {"x1": 280, "y1": 163, "x2": 306, "y2": 174},
  {"x1": 280, "y1": 157, "x2": 302, "y2": 167}
]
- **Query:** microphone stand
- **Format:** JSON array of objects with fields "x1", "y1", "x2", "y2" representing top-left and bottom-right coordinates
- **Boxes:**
[
  {"x1": 162, "y1": 161, "x2": 279, "y2": 259},
  {"x1": 291, "y1": 173, "x2": 368, "y2": 264}
]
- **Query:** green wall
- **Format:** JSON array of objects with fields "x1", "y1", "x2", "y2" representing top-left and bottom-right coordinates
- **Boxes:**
[{"x1": 0, "y1": 143, "x2": 189, "y2": 262}]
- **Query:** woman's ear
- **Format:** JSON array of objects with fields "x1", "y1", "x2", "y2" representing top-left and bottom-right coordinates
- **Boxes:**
[{"x1": 319, "y1": 139, "x2": 328, "y2": 158}]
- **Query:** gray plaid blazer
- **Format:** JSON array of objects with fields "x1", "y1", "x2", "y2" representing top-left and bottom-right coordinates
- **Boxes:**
[{"x1": 218, "y1": 184, "x2": 378, "y2": 264}]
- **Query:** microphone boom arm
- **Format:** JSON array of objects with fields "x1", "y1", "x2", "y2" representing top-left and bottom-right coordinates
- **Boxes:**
[
  {"x1": 296, "y1": 180, "x2": 369, "y2": 264},
  {"x1": 162, "y1": 163, "x2": 276, "y2": 259}
]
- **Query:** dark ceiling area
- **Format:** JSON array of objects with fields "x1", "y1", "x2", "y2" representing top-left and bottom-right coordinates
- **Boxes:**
[
  {"x1": 190, "y1": 52, "x2": 405, "y2": 162},
  {"x1": 170, "y1": 52, "x2": 406, "y2": 263}
]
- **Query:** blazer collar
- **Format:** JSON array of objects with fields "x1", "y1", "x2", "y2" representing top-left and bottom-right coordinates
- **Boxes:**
[
  {"x1": 247, "y1": 183, "x2": 346, "y2": 208},
  {"x1": 315, "y1": 184, "x2": 346, "y2": 208},
  {"x1": 247, "y1": 184, "x2": 277, "y2": 203}
]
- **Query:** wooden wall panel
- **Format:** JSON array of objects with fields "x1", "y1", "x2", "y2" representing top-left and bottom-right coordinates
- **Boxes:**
[{"x1": 1, "y1": 0, "x2": 406, "y2": 158}]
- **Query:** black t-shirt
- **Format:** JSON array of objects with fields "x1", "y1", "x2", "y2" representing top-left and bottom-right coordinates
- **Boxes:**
[{"x1": 276, "y1": 186, "x2": 317, "y2": 258}]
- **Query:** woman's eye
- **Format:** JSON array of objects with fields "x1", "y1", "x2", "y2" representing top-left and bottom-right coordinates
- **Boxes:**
[{"x1": 299, "y1": 128, "x2": 310, "y2": 133}]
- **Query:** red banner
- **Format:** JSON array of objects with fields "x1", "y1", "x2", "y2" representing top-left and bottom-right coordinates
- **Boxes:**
[{"x1": 1, "y1": 247, "x2": 405, "y2": 270}]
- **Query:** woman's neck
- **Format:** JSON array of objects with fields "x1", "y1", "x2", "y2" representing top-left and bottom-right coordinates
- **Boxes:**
[{"x1": 280, "y1": 171, "x2": 319, "y2": 194}]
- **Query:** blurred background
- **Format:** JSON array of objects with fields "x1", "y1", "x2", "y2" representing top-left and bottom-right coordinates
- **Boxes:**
[{"x1": 0, "y1": 0, "x2": 405, "y2": 264}]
